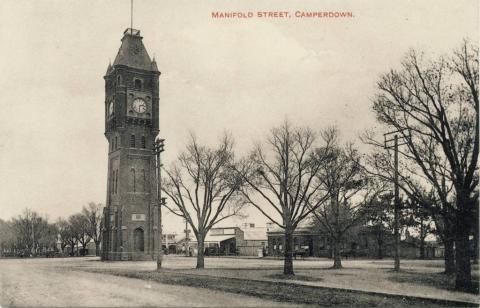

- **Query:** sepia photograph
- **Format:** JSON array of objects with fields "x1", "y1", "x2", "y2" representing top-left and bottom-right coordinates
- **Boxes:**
[{"x1": 0, "y1": 0, "x2": 478, "y2": 307}]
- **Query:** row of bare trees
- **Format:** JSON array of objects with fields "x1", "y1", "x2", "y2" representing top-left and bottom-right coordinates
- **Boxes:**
[
  {"x1": 56, "y1": 203, "x2": 104, "y2": 256},
  {"x1": 0, "y1": 203, "x2": 103, "y2": 257},
  {"x1": 162, "y1": 124, "x2": 389, "y2": 275},
  {"x1": 160, "y1": 41, "x2": 477, "y2": 292},
  {"x1": 363, "y1": 40, "x2": 478, "y2": 291},
  {"x1": 0, "y1": 209, "x2": 58, "y2": 257}
]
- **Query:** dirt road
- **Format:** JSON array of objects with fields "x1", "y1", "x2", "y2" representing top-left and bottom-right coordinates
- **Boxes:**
[{"x1": 0, "y1": 258, "x2": 300, "y2": 307}]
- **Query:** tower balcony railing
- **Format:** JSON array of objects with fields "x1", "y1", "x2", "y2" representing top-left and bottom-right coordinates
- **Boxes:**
[{"x1": 124, "y1": 28, "x2": 141, "y2": 36}]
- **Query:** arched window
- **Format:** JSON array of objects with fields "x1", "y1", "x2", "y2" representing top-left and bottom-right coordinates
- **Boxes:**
[
  {"x1": 131, "y1": 168, "x2": 136, "y2": 192},
  {"x1": 114, "y1": 136, "x2": 118, "y2": 149},
  {"x1": 115, "y1": 170, "x2": 118, "y2": 194},
  {"x1": 141, "y1": 136, "x2": 146, "y2": 149},
  {"x1": 112, "y1": 170, "x2": 116, "y2": 194},
  {"x1": 141, "y1": 169, "x2": 146, "y2": 192},
  {"x1": 134, "y1": 79, "x2": 142, "y2": 90},
  {"x1": 117, "y1": 75, "x2": 121, "y2": 84},
  {"x1": 130, "y1": 134, "x2": 135, "y2": 148},
  {"x1": 111, "y1": 170, "x2": 114, "y2": 194},
  {"x1": 133, "y1": 228, "x2": 144, "y2": 252}
]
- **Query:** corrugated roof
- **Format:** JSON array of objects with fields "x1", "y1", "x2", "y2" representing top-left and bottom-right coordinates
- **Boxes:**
[
  {"x1": 267, "y1": 227, "x2": 315, "y2": 234},
  {"x1": 204, "y1": 234, "x2": 235, "y2": 242},
  {"x1": 187, "y1": 234, "x2": 235, "y2": 243},
  {"x1": 243, "y1": 230, "x2": 267, "y2": 241}
]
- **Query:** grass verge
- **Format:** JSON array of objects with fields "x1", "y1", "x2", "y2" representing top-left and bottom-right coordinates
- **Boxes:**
[
  {"x1": 85, "y1": 268, "x2": 476, "y2": 307},
  {"x1": 265, "y1": 273, "x2": 324, "y2": 282},
  {"x1": 388, "y1": 270, "x2": 480, "y2": 294}
]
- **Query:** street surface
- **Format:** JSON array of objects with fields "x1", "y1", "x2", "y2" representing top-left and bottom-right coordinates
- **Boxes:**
[{"x1": 0, "y1": 258, "x2": 301, "y2": 307}]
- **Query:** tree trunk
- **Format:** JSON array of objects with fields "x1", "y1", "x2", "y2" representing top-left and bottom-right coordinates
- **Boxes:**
[
  {"x1": 196, "y1": 233, "x2": 205, "y2": 269},
  {"x1": 95, "y1": 241, "x2": 100, "y2": 256},
  {"x1": 420, "y1": 218, "x2": 425, "y2": 259},
  {"x1": 332, "y1": 238, "x2": 342, "y2": 269},
  {"x1": 377, "y1": 237, "x2": 384, "y2": 260},
  {"x1": 376, "y1": 227, "x2": 384, "y2": 259},
  {"x1": 444, "y1": 237, "x2": 455, "y2": 275},
  {"x1": 455, "y1": 226, "x2": 472, "y2": 291},
  {"x1": 473, "y1": 222, "x2": 479, "y2": 265},
  {"x1": 420, "y1": 237, "x2": 425, "y2": 259},
  {"x1": 454, "y1": 197, "x2": 472, "y2": 291},
  {"x1": 283, "y1": 228, "x2": 294, "y2": 275},
  {"x1": 441, "y1": 216, "x2": 456, "y2": 274}
]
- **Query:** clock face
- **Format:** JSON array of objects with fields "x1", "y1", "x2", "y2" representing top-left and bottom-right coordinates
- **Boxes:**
[
  {"x1": 108, "y1": 101, "x2": 114, "y2": 116},
  {"x1": 132, "y1": 98, "x2": 147, "y2": 114}
]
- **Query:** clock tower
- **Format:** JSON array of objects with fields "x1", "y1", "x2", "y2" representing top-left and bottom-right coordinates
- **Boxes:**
[{"x1": 102, "y1": 28, "x2": 160, "y2": 261}]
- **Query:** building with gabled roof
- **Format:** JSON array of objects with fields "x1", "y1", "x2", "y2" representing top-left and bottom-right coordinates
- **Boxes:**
[{"x1": 173, "y1": 224, "x2": 269, "y2": 257}]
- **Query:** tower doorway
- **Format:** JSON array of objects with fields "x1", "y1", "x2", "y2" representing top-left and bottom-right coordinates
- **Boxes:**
[{"x1": 133, "y1": 228, "x2": 144, "y2": 252}]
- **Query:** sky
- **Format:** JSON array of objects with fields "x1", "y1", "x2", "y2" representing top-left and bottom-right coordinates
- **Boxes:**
[{"x1": 0, "y1": 0, "x2": 477, "y2": 234}]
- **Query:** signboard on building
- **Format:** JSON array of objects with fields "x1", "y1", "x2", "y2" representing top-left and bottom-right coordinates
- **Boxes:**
[{"x1": 132, "y1": 214, "x2": 146, "y2": 221}]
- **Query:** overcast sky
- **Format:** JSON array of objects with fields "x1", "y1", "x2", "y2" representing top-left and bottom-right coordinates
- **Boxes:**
[{"x1": 0, "y1": 0, "x2": 477, "y2": 233}]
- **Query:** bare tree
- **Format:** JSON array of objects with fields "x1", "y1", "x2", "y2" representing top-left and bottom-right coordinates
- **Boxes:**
[
  {"x1": 162, "y1": 134, "x2": 246, "y2": 269},
  {"x1": 365, "y1": 193, "x2": 395, "y2": 260},
  {"x1": 403, "y1": 197, "x2": 436, "y2": 260},
  {"x1": 10, "y1": 209, "x2": 35, "y2": 255},
  {"x1": 37, "y1": 220, "x2": 58, "y2": 254},
  {"x1": 5, "y1": 209, "x2": 59, "y2": 257},
  {"x1": 82, "y1": 202, "x2": 103, "y2": 256},
  {"x1": 0, "y1": 219, "x2": 17, "y2": 257},
  {"x1": 312, "y1": 129, "x2": 386, "y2": 268},
  {"x1": 69, "y1": 214, "x2": 90, "y2": 256},
  {"x1": 371, "y1": 41, "x2": 478, "y2": 291},
  {"x1": 56, "y1": 217, "x2": 71, "y2": 255},
  {"x1": 362, "y1": 138, "x2": 457, "y2": 273},
  {"x1": 236, "y1": 121, "x2": 334, "y2": 275},
  {"x1": 11, "y1": 209, "x2": 50, "y2": 256}
]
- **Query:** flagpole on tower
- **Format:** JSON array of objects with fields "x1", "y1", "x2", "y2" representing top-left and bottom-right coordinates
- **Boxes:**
[{"x1": 130, "y1": 0, "x2": 133, "y2": 33}]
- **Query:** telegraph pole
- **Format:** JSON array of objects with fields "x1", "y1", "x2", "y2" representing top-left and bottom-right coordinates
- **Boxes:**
[
  {"x1": 393, "y1": 135, "x2": 400, "y2": 271},
  {"x1": 31, "y1": 218, "x2": 35, "y2": 256},
  {"x1": 154, "y1": 137, "x2": 165, "y2": 271},
  {"x1": 384, "y1": 131, "x2": 405, "y2": 272}
]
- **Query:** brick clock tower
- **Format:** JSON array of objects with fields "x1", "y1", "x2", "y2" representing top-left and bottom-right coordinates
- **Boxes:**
[{"x1": 102, "y1": 28, "x2": 160, "y2": 261}]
